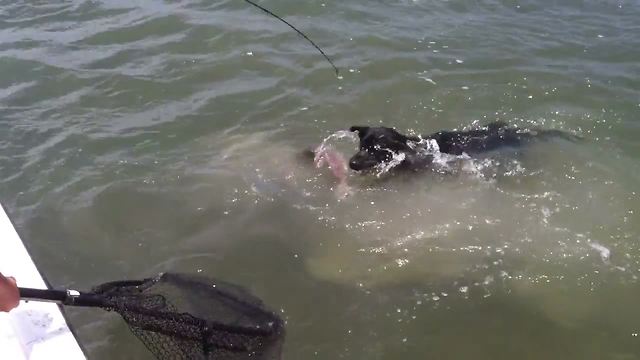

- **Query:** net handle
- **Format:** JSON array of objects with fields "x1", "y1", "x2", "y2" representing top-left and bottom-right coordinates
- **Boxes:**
[
  {"x1": 19, "y1": 287, "x2": 107, "y2": 307},
  {"x1": 19, "y1": 287, "x2": 279, "y2": 337}
]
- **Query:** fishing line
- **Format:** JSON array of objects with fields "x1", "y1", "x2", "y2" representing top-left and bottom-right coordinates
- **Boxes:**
[{"x1": 243, "y1": 0, "x2": 340, "y2": 76}]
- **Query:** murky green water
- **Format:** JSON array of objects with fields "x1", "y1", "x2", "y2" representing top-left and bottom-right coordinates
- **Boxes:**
[{"x1": 1, "y1": 1, "x2": 640, "y2": 359}]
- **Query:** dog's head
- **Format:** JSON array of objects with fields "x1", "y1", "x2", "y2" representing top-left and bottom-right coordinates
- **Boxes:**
[{"x1": 348, "y1": 126, "x2": 419, "y2": 171}]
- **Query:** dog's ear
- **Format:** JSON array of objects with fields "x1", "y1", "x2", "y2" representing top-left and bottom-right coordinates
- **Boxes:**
[{"x1": 349, "y1": 126, "x2": 369, "y2": 137}]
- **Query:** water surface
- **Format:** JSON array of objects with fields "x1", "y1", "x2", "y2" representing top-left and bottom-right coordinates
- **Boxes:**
[{"x1": 1, "y1": 1, "x2": 640, "y2": 359}]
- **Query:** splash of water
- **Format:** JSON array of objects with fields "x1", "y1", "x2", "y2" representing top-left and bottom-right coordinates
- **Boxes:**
[
  {"x1": 371, "y1": 136, "x2": 460, "y2": 177},
  {"x1": 374, "y1": 149, "x2": 406, "y2": 177},
  {"x1": 320, "y1": 129, "x2": 359, "y2": 145}
]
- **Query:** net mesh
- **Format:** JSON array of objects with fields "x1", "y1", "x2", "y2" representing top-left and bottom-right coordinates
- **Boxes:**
[{"x1": 91, "y1": 272, "x2": 284, "y2": 360}]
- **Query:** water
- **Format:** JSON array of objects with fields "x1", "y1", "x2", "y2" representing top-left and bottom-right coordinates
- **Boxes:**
[{"x1": 1, "y1": 0, "x2": 640, "y2": 358}]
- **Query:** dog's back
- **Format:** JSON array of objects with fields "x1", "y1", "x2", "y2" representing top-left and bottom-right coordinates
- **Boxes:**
[
  {"x1": 422, "y1": 121, "x2": 579, "y2": 155},
  {"x1": 348, "y1": 122, "x2": 580, "y2": 172}
]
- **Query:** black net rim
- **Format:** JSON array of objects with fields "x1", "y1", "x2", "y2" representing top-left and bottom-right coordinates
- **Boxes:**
[{"x1": 91, "y1": 272, "x2": 285, "y2": 355}]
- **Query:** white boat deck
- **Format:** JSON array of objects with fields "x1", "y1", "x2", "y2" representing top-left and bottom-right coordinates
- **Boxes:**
[{"x1": 0, "y1": 204, "x2": 85, "y2": 359}]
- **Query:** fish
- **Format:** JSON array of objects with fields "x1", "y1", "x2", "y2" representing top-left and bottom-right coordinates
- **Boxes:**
[
  {"x1": 313, "y1": 145, "x2": 352, "y2": 199},
  {"x1": 589, "y1": 242, "x2": 610, "y2": 263}
]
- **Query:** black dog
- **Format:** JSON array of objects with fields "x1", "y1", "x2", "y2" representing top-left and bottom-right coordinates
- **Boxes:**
[{"x1": 348, "y1": 121, "x2": 578, "y2": 171}]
